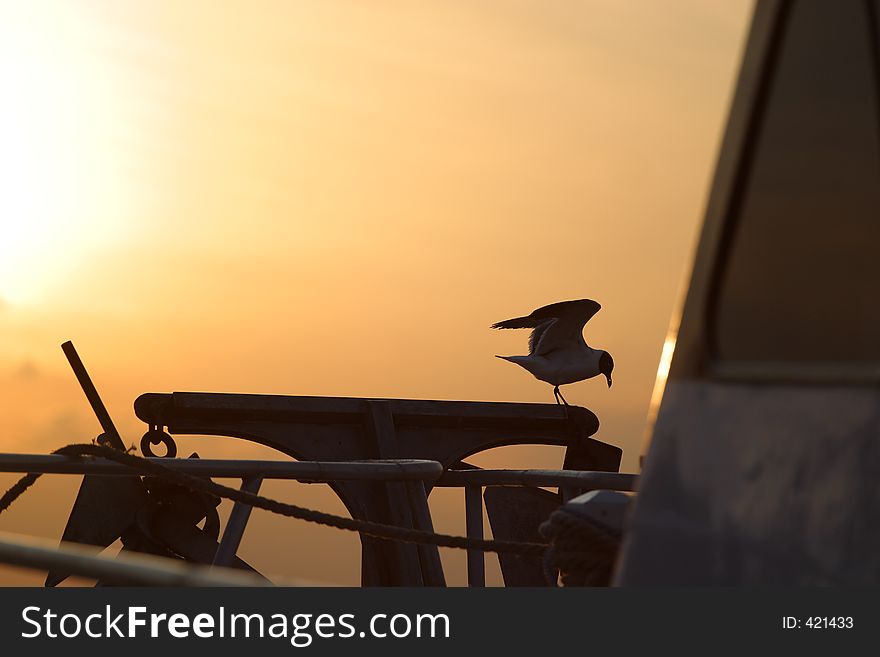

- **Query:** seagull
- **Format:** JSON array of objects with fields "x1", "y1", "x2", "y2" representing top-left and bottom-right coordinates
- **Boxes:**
[{"x1": 491, "y1": 299, "x2": 614, "y2": 405}]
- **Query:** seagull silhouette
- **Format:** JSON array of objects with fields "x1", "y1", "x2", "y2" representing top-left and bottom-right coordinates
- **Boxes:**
[{"x1": 491, "y1": 299, "x2": 613, "y2": 405}]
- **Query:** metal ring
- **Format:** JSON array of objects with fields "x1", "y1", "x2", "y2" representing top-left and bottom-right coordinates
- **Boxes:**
[{"x1": 140, "y1": 427, "x2": 178, "y2": 458}]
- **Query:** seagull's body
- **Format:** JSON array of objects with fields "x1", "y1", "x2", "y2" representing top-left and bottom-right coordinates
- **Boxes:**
[
  {"x1": 497, "y1": 347, "x2": 604, "y2": 386},
  {"x1": 491, "y1": 299, "x2": 613, "y2": 405}
]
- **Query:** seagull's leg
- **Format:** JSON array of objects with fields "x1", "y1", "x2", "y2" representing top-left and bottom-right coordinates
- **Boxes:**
[{"x1": 553, "y1": 386, "x2": 570, "y2": 419}]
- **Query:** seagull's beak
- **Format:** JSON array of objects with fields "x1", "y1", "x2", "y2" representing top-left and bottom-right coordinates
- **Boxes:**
[{"x1": 606, "y1": 376, "x2": 612, "y2": 388}]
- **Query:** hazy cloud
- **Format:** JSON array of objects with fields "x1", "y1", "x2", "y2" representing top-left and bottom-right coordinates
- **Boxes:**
[
  {"x1": 30, "y1": 409, "x2": 91, "y2": 450},
  {"x1": 13, "y1": 360, "x2": 41, "y2": 380}
]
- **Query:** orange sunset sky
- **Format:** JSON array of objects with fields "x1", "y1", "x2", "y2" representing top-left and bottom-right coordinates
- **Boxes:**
[{"x1": 1, "y1": 0, "x2": 753, "y2": 585}]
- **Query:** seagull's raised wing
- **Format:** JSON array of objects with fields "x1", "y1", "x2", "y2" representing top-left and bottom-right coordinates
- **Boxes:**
[{"x1": 491, "y1": 299, "x2": 601, "y2": 355}]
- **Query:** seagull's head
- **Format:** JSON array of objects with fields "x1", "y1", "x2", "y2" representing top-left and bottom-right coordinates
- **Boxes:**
[{"x1": 599, "y1": 351, "x2": 614, "y2": 388}]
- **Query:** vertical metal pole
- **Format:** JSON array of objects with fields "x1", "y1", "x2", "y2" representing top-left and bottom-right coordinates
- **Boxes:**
[
  {"x1": 407, "y1": 481, "x2": 446, "y2": 586},
  {"x1": 366, "y1": 401, "x2": 424, "y2": 586},
  {"x1": 465, "y1": 485, "x2": 485, "y2": 587},
  {"x1": 212, "y1": 477, "x2": 263, "y2": 567}
]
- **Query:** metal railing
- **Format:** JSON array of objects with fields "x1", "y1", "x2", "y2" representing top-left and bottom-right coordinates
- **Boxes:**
[
  {"x1": 436, "y1": 468, "x2": 637, "y2": 587},
  {"x1": 0, "y1": 530, "x2": 278, "y2": 586},
  {"x1": 0, "y1": 453, "x2": 637, "y2": 587},
  {"x1": 0, "y1": 454, "x2": 444, "y2": 583},
  {"x1": 0, "y1": 453, "x2": 443, "y2": 481}
]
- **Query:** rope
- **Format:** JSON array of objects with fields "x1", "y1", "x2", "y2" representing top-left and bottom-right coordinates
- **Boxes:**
[
  {"x1": 539, "y1": 504, "x2": 622, "y2": 586},
  {"x1": 0, "y1": 473, "x2": 40, "y2": 514},
  {"x1": 0, "y1": 443, "x2": 549, "y2": 556}
]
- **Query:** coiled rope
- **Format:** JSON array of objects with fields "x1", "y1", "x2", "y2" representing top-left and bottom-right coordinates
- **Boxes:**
[
  {"x1": 539, "y1": 503, "x2": 622, "y2": 586},
  {"x1": 1, "y1": 443, "x2": 549, "y2": 556}
]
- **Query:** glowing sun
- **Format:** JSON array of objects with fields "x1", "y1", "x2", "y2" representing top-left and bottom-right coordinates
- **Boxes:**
[{"x1": 0, "y1": 2, "x2": 134, "y2": 304}]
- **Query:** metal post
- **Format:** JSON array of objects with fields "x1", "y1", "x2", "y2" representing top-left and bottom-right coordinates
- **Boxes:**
[
  {"x1": 465, "y1": 485, "x2": 485, "y2": 587},
  {"x1": 366, "y1": 401, "x2": 424, "y2": 586},
  {"x1": 61, "y1": 341, "x2": 124, "y2": 449},
  {"x1": 212, "y1": 477, "x2": 263, "y2": 567},
  {"x1": 407, "y1": 481, "x2": 446, "y2": 586}
]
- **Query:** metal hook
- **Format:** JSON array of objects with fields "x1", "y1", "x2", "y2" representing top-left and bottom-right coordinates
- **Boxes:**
[{"x1": 140, "y1": 425, "x2": 178, "y2": 458}]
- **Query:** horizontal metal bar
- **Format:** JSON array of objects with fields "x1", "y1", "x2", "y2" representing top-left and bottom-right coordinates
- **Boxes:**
[
  {"x1": 135, "y1": 392, "x2": 594, "y2": 428},
  {"x1": 0, "y1": 531, "x2": 276, "y2": 587},
  {"x1": 0, "y1": 454, "x2": 635, "y2": 491},
  {"x1": 0, "y1": 453, "x2": 443, "y2": 482},
  {"x1": 437, "y1": 469, "x2": 638, "y2": 490}
]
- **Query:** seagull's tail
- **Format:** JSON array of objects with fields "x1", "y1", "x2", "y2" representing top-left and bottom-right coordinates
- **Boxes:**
[
  {"x1": 495, "y1": 355, "x2": 530, "y2": 365},
  {"x1": 495, "y1": 355, "x2": 538, "y2": 376}
]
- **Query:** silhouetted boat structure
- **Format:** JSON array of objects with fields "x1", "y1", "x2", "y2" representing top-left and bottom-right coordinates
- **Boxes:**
[
  {"x1": 0, "y1": 341, "x2": 633, "y2": 586},
  {"x1": 2, "y1": 0, "x2": 880, "y2": 586},
  {"x1": 616, "y1": 0, "x2": 880, "y2": 584}
]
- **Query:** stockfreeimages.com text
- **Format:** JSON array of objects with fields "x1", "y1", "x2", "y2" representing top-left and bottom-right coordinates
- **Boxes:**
[{"x1": 22, "y1": 606, "x2": 450, "y2": 647}]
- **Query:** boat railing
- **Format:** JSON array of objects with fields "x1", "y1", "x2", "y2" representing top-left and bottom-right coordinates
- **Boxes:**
[{"x1": 0, "y1": 452, "x2": 635, "y2": 586}]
